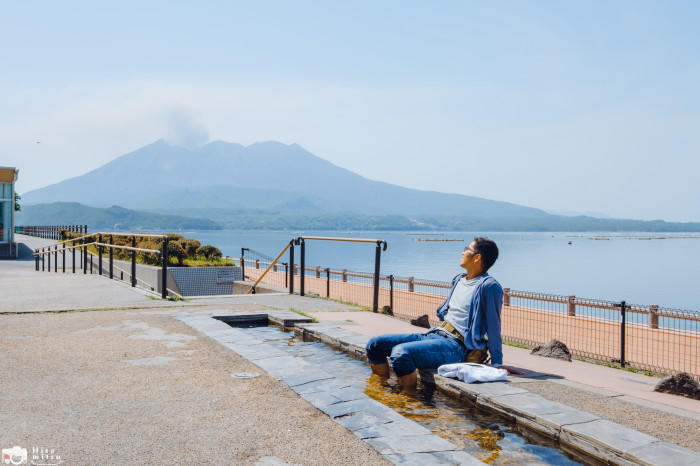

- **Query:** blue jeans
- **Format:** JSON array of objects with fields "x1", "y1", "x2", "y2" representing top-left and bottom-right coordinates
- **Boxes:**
[{"x1": 366, "y1": 331, "x2": 467, "y2": 377}]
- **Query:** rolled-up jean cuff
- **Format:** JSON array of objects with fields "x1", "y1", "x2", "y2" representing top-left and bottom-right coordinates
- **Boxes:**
[{"x1": 367, "y1": 355, "x2": 388, "y2": 365}]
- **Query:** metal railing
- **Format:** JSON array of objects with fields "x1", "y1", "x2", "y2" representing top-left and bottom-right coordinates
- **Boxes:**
[
  {"x1": 243, "y1": 236, "x2": 387, "y2": 311},
  {"x1": 16, "y1": 224, "x2": 88, "y2": 240},
  {"x1": 32, "y1": 232, "x2": 173, "y2": 299},
  {"x1": 241, "y1": 247, "x2": 700, "y2": 380}
]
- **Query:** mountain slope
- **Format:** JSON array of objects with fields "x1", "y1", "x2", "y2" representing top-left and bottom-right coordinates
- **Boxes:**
[
  {"x1": 15, "y1": 202, "x2": 221, "y2": 230},
  {"x1": 23, "y1": 140, "x2": 548, "y2": 218}
]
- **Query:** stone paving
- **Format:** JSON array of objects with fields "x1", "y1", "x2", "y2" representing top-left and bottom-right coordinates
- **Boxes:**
[{"x1": 178, "y1": 311, "x2": 484, "y2": 465}]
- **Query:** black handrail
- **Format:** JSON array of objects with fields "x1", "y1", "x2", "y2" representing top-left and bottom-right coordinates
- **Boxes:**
[{"x1": 32, "y1": 232, "x2": 170, "y2": 299}]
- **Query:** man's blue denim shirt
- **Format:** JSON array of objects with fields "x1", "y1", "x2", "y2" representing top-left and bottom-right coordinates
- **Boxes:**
[{"x1": 436, "y1": 272, "x2": 504, "y2": 366}]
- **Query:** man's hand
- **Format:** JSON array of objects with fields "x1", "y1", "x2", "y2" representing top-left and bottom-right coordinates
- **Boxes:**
[{"x1": 498, "y1": 365, "x2": 524, "y2": 375}]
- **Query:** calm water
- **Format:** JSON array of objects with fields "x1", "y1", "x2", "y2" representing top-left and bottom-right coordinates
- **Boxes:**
[{"x1": 163, "y1": 230, "x2": 699, "y2": 311}]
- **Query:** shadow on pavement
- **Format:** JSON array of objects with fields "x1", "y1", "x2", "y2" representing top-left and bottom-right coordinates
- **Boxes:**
[{"x1": 16, "y1": 242, "x2": 37, "y2": 261}]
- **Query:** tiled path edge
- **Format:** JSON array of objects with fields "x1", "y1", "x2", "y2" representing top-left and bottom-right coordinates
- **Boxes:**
[{"x1": 177, "y1": 310, "x2": 482, "y2": 465}]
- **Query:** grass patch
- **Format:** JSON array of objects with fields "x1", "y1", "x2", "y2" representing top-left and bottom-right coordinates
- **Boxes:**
[
  {"x1": 146, "y1": 293, "x2": 187, "y2": 302},
  {"x1": 575, "y1": 357, "x2": 664, "y2": 378},
  {"x1": 182, "y1": 257, "x2": 236, "y2": 267},
  {"x1": 289, "y1": 307, "x2": 318, "y2": 323},
  {"x1": 504, "y1": 341, "x2": 531, "y2": 350}
]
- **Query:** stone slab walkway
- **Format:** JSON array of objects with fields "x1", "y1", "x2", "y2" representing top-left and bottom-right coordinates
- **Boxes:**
[{"x1": 178, "y1": 311, "x2": 483, "y2": 465}]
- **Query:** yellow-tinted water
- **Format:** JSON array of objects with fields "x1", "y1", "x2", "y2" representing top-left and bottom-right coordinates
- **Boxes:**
[{"x1": 251, "y1": 327, "x2": 579, "y2": 464}]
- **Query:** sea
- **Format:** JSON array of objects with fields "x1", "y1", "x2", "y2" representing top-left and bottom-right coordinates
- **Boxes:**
[{"x1": 158, "y1": 230, "x2": 699, "y2": 312}]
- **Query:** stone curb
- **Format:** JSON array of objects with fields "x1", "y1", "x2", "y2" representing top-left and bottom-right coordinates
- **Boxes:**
[
  {"x1": 175, "y1": 311, "x2": 484, "y2": 465},
  {"x1": 293, "y1": 321, "x2": 700, "y2": 466}
]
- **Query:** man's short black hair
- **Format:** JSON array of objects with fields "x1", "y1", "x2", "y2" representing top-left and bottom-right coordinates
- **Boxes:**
[{"x1": 473, "y1": 237, "x2": 499, "y2": 272}]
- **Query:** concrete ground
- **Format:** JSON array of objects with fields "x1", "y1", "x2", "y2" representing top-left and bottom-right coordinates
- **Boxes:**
[{"x1": 3, "y1": 234, "x2": 698, "y2": 462}]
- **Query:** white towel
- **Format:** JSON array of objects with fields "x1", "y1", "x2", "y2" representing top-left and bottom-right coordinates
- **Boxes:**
[{"x1": 437, "y1": 363, "x2": 508, "y2": 383}]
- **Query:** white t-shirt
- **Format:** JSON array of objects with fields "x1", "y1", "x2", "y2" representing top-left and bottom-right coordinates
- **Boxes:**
[{"x1": 444, "y1": 276, "x2": 481, "y2": 338}]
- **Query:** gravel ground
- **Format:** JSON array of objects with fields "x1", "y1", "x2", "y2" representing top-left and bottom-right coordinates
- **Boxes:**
[
  {"x1": 1, "y1": 309, "x2": 388, "y2": 465},
  {"x1": 511, "y1": 380, "x2": 700, "y2": 452}
]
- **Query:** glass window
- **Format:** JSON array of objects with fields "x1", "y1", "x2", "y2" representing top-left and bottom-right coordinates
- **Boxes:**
[
  {"x1": 0, "y1": 200, "x2": 8, "y2": 243},
  {"x1": 0, "y1": 183, "x2": 11, "y2": 199}
]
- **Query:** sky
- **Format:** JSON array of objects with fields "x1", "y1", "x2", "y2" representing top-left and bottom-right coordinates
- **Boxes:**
[{"x1": 1, "y1": 1, "x2": 699, "y2": 222}]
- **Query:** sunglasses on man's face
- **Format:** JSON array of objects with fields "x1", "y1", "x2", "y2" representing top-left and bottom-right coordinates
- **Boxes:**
[{"x1": 463, "y1": 247, "x2": 479, "y2": 255}]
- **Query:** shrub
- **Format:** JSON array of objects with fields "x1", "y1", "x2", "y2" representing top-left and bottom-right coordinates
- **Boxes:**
[
  {"x1": 167, "y1": 241, "x2": 187, "y2": 266},
  {"x1": 196, "y1": 244, "x2": 222, "y2": 260},
  {"x1": 181, "y1": 239, "x2": 201, "y2": 257}
]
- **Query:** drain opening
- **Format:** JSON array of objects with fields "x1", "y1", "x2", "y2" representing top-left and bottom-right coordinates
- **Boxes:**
[{"x1": 214, "y1": 314, "x2": 269, "y2": 328}]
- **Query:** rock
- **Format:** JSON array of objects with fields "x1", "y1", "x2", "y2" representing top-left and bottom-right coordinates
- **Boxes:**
[
  {"x1": 381, "y1": 305, "x2": 393, "y2": 316},
  {"x1": 410, "y1": 314, "x2": 430, "y2": 328},
  {"x1": 530, "y1": 339, "x2": 572, "y2": 361},
  {"x1": 654, "y1": 372, "x2": 700, "y2": 400}
]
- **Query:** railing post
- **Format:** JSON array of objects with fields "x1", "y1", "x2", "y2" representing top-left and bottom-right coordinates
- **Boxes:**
[
  {"x1": 649, "y1": 304, "x2": 659, "y2": 329},
  {"x1": 109, "y1": 235, "x2": 113, "y2": 279},
  {"x1": 54, "y1": 245, "x2": 57, "y2": 272},
  {"x1": 240, "y1": 248, "x2": 247, "y2": 280},
  {"x1": 255, "y1": 258, "x2": 259, "y2": 269},
  {"x1": 620, "y1": 300, "x2": 627, "y2": 367},
  {"x1": 503, "y1": 288, "x2": 510, "y2": 306},
  {"x1": 326, "y1": 267, "x2": 330, "y2": 297},
  {"x1": 35, "y1": 250, "x2": 39, "y2": 271},
  {"x1": 161, "y1": 237, "x2": 169, "y2": 299},
  {"x1": 372, "y1": 240, "x2": 383, "y2": 312},
  {"x1": 342, "y1": 269, "x2": 347, "y2": 282},
  {"x1": 284, "y1": 263, "x2": 288, "y2": 288},
  {"x1": 408, "y1": 276, "x2": 414, "y2": 292},
  {"x1": 98, "y1": 234, "x2": 103, "y2": 276},
  {"x1": 289, "y1": 240, "x2": 294, "y2": 294},
  {"x1": 90, "y1": 251, "x2": 93, "y2": 274},
  {"x1": 131, "y1": 236, "x2": 137, "y2": 287},
  {"x1": 389, "y1": 274, "x2": 394, "y2": 314},
  {"x1": 72, "y1": 241, "x2": 75, "y2": 273},
  {"x1": 83, "y1": 241, "x2": 87, "y2": 274},
  {"x1": 315, "y1": 266, "x2": 320, "y2": 278},
  {"x1": 47, "y1": 248, "x2": 50, "y2": 271},
  {"x1": 300, "y1": 238, "x2": 305, "y2": 296},
  {"x1": 62, "y1": 243, "x2": 66, "y2": 273},
  {"x1": 568, "y1": 295, "x2": 576, "y2": 316}
]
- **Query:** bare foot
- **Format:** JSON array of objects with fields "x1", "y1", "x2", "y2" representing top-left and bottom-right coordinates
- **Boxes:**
[
  {"x1": 500, "y1": 366, "x2": 524, "y2": 375},
  {"x1": 370, "y1": 362, "x2": 390, "y2": 378}
]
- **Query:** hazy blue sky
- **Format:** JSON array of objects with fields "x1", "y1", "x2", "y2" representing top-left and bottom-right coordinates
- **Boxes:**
[{"x1": 2, "y1": 1, "x2": 699, "y2": 221}]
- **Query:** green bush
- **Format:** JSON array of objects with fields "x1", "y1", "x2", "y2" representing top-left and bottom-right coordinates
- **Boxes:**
[
  {"x1": 196, "y1": 244, "x2": 222, "y2": 260},
  {"x1": 167, "y1": 241, "x2": 187, "y2": 265},
  {"x1": 181, "y1": 239, "x2": 201, "y2": 257}
]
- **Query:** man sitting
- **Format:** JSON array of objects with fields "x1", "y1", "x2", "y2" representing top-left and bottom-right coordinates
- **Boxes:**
[{"x1": 366, "y1": 237, "x2": 505, "y2": 390}]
